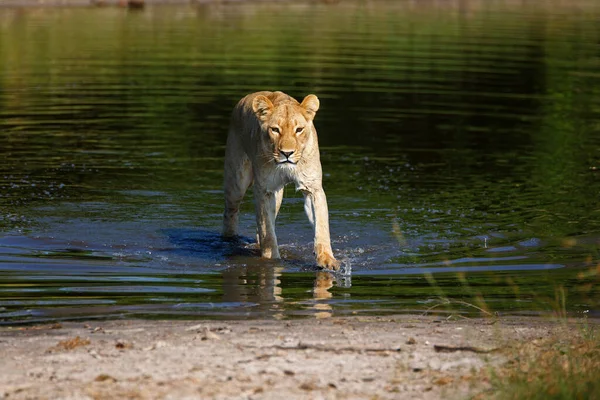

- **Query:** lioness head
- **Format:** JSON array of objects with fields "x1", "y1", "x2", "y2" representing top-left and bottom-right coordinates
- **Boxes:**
[{"x1": 252, "y1": 93, "x2": 320, "y2": 166}]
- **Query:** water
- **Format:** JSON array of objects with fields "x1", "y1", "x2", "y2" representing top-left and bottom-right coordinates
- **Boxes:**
[{"x1": 0, "y1": 1, "x2": 599, "y2": 323}]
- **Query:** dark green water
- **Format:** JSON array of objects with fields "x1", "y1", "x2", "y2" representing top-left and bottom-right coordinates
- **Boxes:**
[{"x1": 1, "y1": 1, "x2": 599, "y2": 323}]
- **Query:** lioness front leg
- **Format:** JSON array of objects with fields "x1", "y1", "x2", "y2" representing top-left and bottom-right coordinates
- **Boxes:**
[
  {"x1": 304, "y1": 188, "x2": 340, "y2": 270},
  {"x1": 254, "y1": 186, "x2": 280, "y2": 259}
]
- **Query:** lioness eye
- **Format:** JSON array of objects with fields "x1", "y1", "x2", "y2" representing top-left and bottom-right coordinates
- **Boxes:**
[
  {"x1": 271, "y1": 127, "x2": 280, "y2": 134},
  {"x1": 295, "y1": 127, "x2": 304, "y2": 134}
]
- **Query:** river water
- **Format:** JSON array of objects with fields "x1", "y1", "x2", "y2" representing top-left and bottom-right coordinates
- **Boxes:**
[{"x1": 0, "y1": 1, "x2": 599, "y2": 323}]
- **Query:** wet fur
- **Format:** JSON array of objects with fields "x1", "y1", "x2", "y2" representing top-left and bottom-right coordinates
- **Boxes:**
[{"x1": 222, "y1": 91, "x2": 339, "y2": 270}]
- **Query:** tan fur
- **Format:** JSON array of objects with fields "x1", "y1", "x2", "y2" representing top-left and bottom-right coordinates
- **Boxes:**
[{"x1": 223, "y1": 91, "x2": 339, "y2": 270}]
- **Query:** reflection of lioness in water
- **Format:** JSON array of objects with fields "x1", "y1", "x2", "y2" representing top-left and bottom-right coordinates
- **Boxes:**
[{"x1": 223, "y1": 91, "x2": 340, "y2": 270}]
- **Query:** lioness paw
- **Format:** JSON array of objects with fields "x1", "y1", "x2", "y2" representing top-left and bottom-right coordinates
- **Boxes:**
[{"x1": 317, "y1": 253, "x2": 340, "y2": 271}]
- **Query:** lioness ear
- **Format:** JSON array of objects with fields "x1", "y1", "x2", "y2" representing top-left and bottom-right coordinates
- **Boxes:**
[
  {"x1": 300, "y1": 94, "x2": 320, "y2": 120},
  {"x1": 252, "y1": 95, "x2": 274, "y2": 120}
]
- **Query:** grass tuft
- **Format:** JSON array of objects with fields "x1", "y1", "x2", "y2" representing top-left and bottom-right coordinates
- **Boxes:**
[{"x1": 482, "y1": 326, "x2": 600, "y2": 400}]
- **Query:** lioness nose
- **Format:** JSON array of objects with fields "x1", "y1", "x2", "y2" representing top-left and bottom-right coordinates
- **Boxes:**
[{"x1": 280, "y1": 150, "x2": 294, "y2": 159}]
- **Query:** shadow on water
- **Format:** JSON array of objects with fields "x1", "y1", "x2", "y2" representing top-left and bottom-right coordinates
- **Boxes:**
[{"x1": 160, "y1": 229, "x2": 259, "y2": 261}]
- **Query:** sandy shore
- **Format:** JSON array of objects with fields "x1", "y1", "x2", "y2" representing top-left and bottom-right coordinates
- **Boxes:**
[{"x1": 0, "y1": 315, "x2": 592, "y2": 399}]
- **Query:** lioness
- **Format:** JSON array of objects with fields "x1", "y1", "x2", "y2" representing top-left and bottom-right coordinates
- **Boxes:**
[{"x1": 222, "y1": 91, "x2": 340, "y2": 270}]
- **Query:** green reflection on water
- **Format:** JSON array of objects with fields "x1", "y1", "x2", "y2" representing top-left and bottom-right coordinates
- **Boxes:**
[{"x1": 1, "y1": 266, "x2": 598, "y2": 323}]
